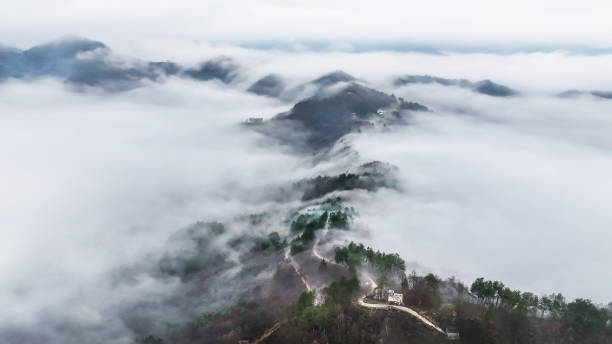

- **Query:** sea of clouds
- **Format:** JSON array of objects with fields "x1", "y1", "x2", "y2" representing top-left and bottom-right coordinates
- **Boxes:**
[{"x1": 2, "y1": 42, "x2": 612, "y2": 342}]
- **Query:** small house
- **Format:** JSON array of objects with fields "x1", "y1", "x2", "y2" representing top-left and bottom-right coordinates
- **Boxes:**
[
  {"x1": 446, "y1": 326, "x2": 460, "y2": 340},
  {"x1": 387, "y1": 291, "x2": 403, "y2": 305}
]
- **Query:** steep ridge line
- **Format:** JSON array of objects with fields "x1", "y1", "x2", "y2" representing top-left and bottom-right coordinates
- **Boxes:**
[
  {"x1": 289, "y1": 230, "x2": 444, "y2": 334},
  {"x1": 287, "y1": 220, "x2": 443, "y2": 333},
  {"x1": 284, "y1": 247, "x2": 312, "y2": 291}
]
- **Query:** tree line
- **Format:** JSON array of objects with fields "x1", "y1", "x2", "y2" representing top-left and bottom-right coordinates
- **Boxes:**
[
  {"x1": 470, "y1": 277, "x2": 611, "y2": 337},
  {"x1": 334, "y1": 241, "x2": 406, "y2": 273}
]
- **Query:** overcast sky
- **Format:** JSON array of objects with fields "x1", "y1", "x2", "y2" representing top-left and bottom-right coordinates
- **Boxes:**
[{"x1": 1, "y1": 0, "x2": 612, "y2": 51}]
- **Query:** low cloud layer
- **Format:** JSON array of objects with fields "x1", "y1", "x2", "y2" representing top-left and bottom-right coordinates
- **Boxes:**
[
  {"x1": 351, "y1": 90, "x2": 612, "y2": 302},
  {"x1": 2, "y1": 45, "x2": 612, "y2": 342},
  {"x1": 0, "y1": 77, "x2": 313, "y2": 342}
]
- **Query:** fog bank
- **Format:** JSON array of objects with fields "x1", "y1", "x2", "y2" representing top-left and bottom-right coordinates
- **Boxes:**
[
  {"x1": 351, "y1": 92, "x2": 612, "y2": 302},
  {"x1": 2, "y1": 48, "x2": 612, "y2": 342}
]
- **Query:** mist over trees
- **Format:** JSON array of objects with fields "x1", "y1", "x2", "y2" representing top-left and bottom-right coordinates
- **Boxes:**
[{"x1": 469, "y1": 277, "x2": 612, "y2": 341}]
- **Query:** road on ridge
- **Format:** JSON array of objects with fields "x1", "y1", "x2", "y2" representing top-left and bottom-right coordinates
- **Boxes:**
[{"x1": 357, "y1": 296, "x2": 445, "y2": 334}]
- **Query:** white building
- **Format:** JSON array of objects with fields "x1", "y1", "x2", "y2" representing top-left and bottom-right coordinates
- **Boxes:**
[
  {"x1": 446, "y1": 326, "x2": 460, "y2": 340},
  {"x1": 387, "y1": 291, "x2": 403, "y2": 305}
]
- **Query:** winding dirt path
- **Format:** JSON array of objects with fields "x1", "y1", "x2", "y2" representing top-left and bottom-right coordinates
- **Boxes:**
[
  {"x1": 250, "y1": 319, "x2": 288, "y2": 344},
  {"x1": 357, "y1": 271, "x2": 444, "y2": 334},
  {"x1": 357, "y1": 296, "x2": 445, "y2": 334},
  {"x1": 287, "y1": 230, "x2": 444, "y2": 334},
  {"x1": 284, "y1": 247, "x2": 312, "y2": 291},
  {"x1": 312, "y1": 228, "x2": 334, "y2": 264}
]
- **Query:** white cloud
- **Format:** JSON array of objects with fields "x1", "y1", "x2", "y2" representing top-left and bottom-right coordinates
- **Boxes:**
[
  {"x1": 350, "y1": 89, "x2": 612, "y2": 302},
  {"x1": 2, "y1": 0, "x2": 612, "y2": 50},
  {"x1": 2, "y1": 46, "x2": 612, "y2": 341},
  {"x1": 0, "y1": 77, "x2": 307, "y2": 341}
]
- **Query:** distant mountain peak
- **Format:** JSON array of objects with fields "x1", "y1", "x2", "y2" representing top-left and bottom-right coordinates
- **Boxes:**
[
  {"x1": 0, "y1": 44, "x2": 21, "y2": 53},
  {"x1": 183, "y1": 57, "x2": 239, "y2": 83},
  {"x1": 23, "y1": 38, "x2": 107, "y2": 59},
  {"x1": 395, "y1": 74, "x2": 517, "y2": 97},
  {"x1": 248, "y1": 74, "x2": 285, "y2": 97},
  {"x1": 259, "y1": 82, "x2": 426, "y2": 150},
  {"x1": 472, "y1": 79, "x2": 517, "y2": 97},
  {"x1": 312, "y1": 70, "x2": 356, "y2": 87},
  {"x1": 590, "y1": 90, "x2": 612, "y2": 99}
]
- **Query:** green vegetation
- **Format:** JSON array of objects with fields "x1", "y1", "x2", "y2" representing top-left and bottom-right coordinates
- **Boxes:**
[
  {"x1": 285, "y1": 277, "x2": 361, "y2": 334},
  {"x1": 324, "y1": 275, "x2": 360, "y2": 305},
  {"x1": 376, "y1": 275, "x2": 389, "y2": 290},
  {"x1": 288, "y1": 211, "x2": 327, "y2": 255},
  {"x1": 334, "y1": 241, "x2": 406, "y2": 273},
  {"x1": 290, "y1": 239, "x2": 306, "y2": 255},
  {"x1": 301, "y1": 225, "x2": 316, "y2": 241},
  {"x1": 291, "y1": 197, "x2": 355, "y2": 231},
  {"x1": 275, "y1": 274, "x2": 449, "y2": 343},
  {"x1": 424, "y1": 273, "x2": 441, "y2": 290},
  {"x1": 328, "y1": 210, "x2": 349, "y2": 229},
  {"x1": 403, "y1": 271, "x2": 443, "y2": 310},
  {"x1": 288, "y1": 210, "x2": 327, "y2": 255},
  {"x1": 296, "y1": 303, "x2": 334, "y2": 332},
  {"x1": 288, "y1": 198, "x2": 355, "y2": 255},
  {"x1": 290, "y1": 212, "x2": 328, "y2": 233},
  {"x1": 287, "y1": 291, "x2": 325, "y2": 330},
  {"x1": 336, "y1": 172, "x2": 359, "y2": 182},
  {"x1": 323, "y1": 197, "x2": 354, "y2": 229},
  {"x1": 469, "y1": 277, "x2": 612, "y2": 339},
  {"x1": 471, "y1": 277, "x2": 546, "y2": 314},
  {"x1": 398, "y1": 99, "x2": 428, "y2": 111},
  {"x1": 320, "y1": 196, "x2": 344, "y2": 210},
  {"x1": 286, "y1": 291, "x2": 316, "y2": 316},
  {"x1": 565, "y1": 298, "x2": 610, "y2": 335},
  {"x1": 259, "y1": 232, "x2": 286, "y2": 251}
]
